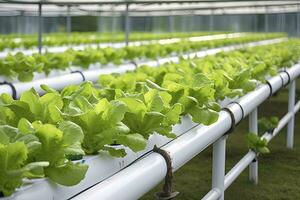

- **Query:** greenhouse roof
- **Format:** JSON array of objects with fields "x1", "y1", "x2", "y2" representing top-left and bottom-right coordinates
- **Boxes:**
[{"x1": 0, "y1": 0, "x2": 299, "y2": 16}]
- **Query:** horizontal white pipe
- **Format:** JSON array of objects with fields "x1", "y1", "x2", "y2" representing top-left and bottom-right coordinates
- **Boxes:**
[
  {"x1": 295, "y1": 100, "x2": 300, "y2": 114},
  {"x1": 263, "y1": 100, "x2": 300, "y2": 142},
  {"x1": 236, "y1": 65, "x2": 299, "y2": 118},
  {"x1": 71, "y1": 112, "x2": 232, "y2": 200},
  {"x1": 189, "y1": 33, "x2": 245, "y2": 42},
  {"x1": 224, "y1": 151, "x2": 256, "y2": 190},
  {"x1": 224, "y1": 100, "x2": 300, "y2": 191},
  {"x1": 202, "y1": 188, "x2": 221, "y2": 200},
  {"x1": 72, "y1": 63, "x2": 300, "y2": 200},
  {"x1": 287, "y1": 64, "x2": 300, "y2": 81},
  {"x1": 0, "y1": 38, "x2": 287, "y2": 98},
  {"x1": 13, "y1": 73, "x2": 84, "y2": 98}
]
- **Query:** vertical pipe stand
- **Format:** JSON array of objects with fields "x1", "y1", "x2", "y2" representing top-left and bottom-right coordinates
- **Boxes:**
[
  {"x1": 287, "y1": 80, "x2": 296, "y2": 149},
  {"x1": 297, "y1": 5, "x2": 300, "y2": 37},
  {"x1": 212, "y1": 135, "x2": 227, "y2": 200},
  {"x1": 249, "y1": 108, "x2": 258, "y2": 184}
]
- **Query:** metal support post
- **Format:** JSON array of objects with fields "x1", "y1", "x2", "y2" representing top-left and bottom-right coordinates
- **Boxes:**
[
  {"x1": 209, "y1": 9, "x2": 214, "y2": 31},
  {"x1": 297, "y1": 5, "x2": 300, "y2": 37},
  {"x1": 125, "y1": 3, "x2": 130, "y2": 46},
  {"x1": 265, "y1": 6, "x2": 269, "y2": 33},
  {"x1": 249, "y1": 108, "x2": 258, "y2": 184},
  {"x1": 67, "y1": 5, "x2": 71, "y2": 37},
  {"x1": 168, "y1": 15, "x2": 174, "y2": 33},
  {"x1": 212, "y1": 135, "x2": 227, "y2": 200},
  {"x1": 38, "y1": 3, "x2": 42, "y2": 54}
]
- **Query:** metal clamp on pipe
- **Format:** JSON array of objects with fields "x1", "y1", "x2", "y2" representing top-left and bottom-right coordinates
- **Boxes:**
[
  {"x1": 153, "y1": 145, "x2": 179, "y2": 200},
  {"x1": 71, "y1": 70, "x2": 86, "y2": 82},
  {"x1": 278, "y1": 73, "x2": 285, "y2": 88},
  {"x1": 232, "y1": 101, "x2": 245, "y2": 120},
  {"x1": 265, "y1": 80, "x2": 273, "y2": 98},
  {"x1": 0, "y1": 81, "x2": 17, "y2": 99},
  {"x1": 273, "y1": 74, "x2": 285, "y2": 97},
  {"x1": 278, "y1": 68, "x2": 291, "y2": 87},
  {"x1": 221, "y1": 107, "x2": 236, "y2": 135},
  {"x1": 222, "y1": 101, "x2": 245, "y2": 135},
  {"x1": 252, "y1": 157, "x2": 258, "y2": 163},
  {"x1": 267, "y1": 126, "x2": 277, "y2": 135},
  {"x1": 130, "y1": 61, "x2": 138, "y2": 69}
]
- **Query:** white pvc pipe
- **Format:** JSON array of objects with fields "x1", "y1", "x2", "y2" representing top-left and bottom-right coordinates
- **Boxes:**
[
  {"x1": 264, "y1": 100, "x2": 300, "y2": 142},
  {"x1": 224, "y1": 151, "x2": 256, "y2": 190},
  {"x1": 224, "y1": 100, "x2": 300, "y2": 191},
  {"x1": 249, "y1": 108, "x2": 258, "y2": 184},
  {"x1": 202, "y1": 188, "x2": 221, "y2": 200},
  {"x1": 71, "y1": 112, "x2": 233, "y2": 200},
  {"x1": 13, "y1": 73, "x2": 84, "y2": 99},
  {"x1": 212, "y1": 136, "x2": 227, "y2": 200},
  {"x1": 72, "y1": 63, "x2": 300, "y2": 200},
  {"x1": 287, "y1": 80, "x2": 296, "y2": 149},
  {"x1": 236, "y1": 67, "x2": 299, "y2": 118}
]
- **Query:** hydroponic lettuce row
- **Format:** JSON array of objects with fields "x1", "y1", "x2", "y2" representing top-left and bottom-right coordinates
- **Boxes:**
[
  {"x1": 0, "y1": 33, "x2": 284, "y2": 82},
  {"x1": 0, "y1": 40, "x2": 299, "y2": 196},
  {"x1": 0, "y1": 31, "x2": 226, "y2": 51}
]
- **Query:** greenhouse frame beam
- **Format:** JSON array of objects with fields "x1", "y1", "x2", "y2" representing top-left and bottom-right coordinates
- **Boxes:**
[
  {"x1": 1, "y1": 1, "x2": 300, "y2": 17},
  {"x1": 120, "y1": 3, "x2": 300, "y2": 12},
  {"x1": 1, "y1": 0, "x2": 299, "y2": 6}
]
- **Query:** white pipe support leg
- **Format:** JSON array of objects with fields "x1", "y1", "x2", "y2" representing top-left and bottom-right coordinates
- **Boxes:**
[
  {"x1": 287, "y1": 80, "x2": 296, "y2": 149},
  {"x1": 249, "y1": 108, "x2": 258, "y2": 184},
  {"x1": 212, "y1": 135, "x2": 227, "y2": 200}
]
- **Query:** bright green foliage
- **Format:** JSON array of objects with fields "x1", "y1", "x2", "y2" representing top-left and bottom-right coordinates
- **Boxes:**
[
  {"x1": 0, "y1": 116, "x2": 87, "y2": 195},
  {"x1": 0, "y1": 88, "x2": 63, "y2": 124},
  {"x1": 258, "y1": 117, "x2": 279, "y2": 134},
  {"x1": 66, "y1": 97, "x2": 146, "y2": 155},
  {"x1": 118, "y1": 89, "x2": 182, "y2": 139},
  {"x1": 0, "y1": 142, "x2": 49, "y2": 196},
  {"x1": 0, "y1": 37, "x2": 299, "y2": 196},
  {"x1": 0, "y1": 52, "x2": 43, "y2": 81},
  {"x1": 247, "y1": 133, "x2": 270, "y2": 154},
  {"x1": 0, "y1": 31, "x2": 226, "y2": 51},
  {"x1": 0, "y1": 33, "x2": 285, "y2": 82}
]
